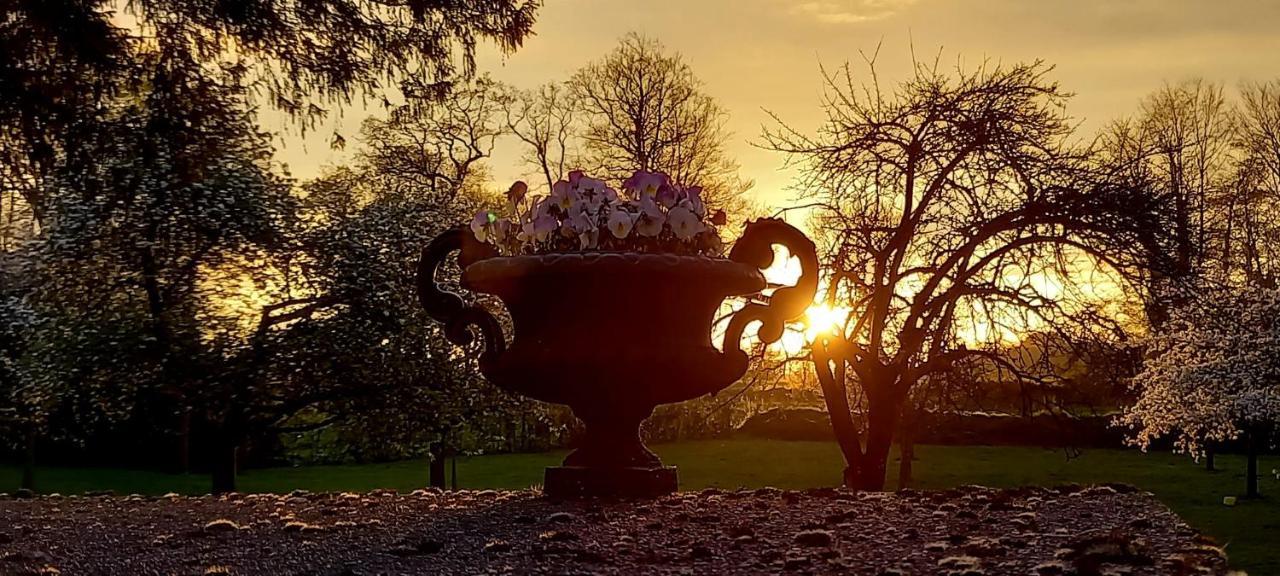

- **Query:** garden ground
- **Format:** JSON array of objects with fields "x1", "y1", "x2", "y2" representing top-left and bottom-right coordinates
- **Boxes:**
[{"x1": 5, "y1": 440, "x2": 1278, "y2": 573}]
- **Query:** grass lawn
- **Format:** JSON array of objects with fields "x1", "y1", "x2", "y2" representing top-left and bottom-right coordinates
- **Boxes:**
[{"x1": 5, "y1": 440, "x2": 1278, "y2": 573}]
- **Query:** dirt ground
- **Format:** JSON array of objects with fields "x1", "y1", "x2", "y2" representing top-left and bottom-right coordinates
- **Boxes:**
[{"x1": 0, "y1": 484, "x2": 1231, "y2": 575}]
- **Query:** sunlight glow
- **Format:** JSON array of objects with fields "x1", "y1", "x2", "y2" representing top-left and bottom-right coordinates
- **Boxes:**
[{"x1": 804, "y1": 303, "x2": 850, "y2": 341}]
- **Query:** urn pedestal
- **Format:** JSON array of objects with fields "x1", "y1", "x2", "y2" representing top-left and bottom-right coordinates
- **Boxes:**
[{"x1": 418, "y1": 219, "x2": 817, "y2": 498}]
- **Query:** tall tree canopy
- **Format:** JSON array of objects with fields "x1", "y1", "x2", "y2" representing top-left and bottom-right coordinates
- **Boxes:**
[{"x1": 0, "y1": 0, "x2": 540, "y2": 221}]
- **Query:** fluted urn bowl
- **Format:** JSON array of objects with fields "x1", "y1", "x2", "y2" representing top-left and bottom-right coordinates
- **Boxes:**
[
  {"x1": 465, "y1": 253, "x2": 763, "y2": 408},
  {"x1": 419, "y1": 219, "x2": 817, "y2": 497}
]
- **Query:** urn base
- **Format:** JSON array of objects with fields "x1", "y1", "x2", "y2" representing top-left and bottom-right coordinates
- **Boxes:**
[{"x1": 544, "y1": 466, "x2": 677, "y2": 498}]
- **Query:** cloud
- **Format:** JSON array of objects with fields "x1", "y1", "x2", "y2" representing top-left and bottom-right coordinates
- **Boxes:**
[{"x1": 787, "y1": 0, "x2": 918, "y2": 24}]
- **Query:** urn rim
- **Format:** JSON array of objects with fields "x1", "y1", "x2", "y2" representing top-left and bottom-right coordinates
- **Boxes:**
[{"x1": 462, "y1": 251, "x2": 767, "y2": 296}]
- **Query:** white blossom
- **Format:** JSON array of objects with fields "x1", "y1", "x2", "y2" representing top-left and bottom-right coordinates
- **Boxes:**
[{"x1": 1120, "y1": 285, "x2": 1280, "y2": 457}]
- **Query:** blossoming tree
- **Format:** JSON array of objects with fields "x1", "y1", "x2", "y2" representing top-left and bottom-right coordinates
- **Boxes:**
[{"x1": 1121, "y1": 285, "x2": 1280, "y2": 498}]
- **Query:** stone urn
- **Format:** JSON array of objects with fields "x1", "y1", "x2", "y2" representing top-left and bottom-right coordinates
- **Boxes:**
[{"x1": 417, "y1": 218, "x2": 817, "y2": 497}]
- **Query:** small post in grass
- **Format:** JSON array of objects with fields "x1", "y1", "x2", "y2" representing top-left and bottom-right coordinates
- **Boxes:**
[
  {"x1": 1245, "y1": 429, "x2": 1260, "y2": 499},
  {"x1": 21, "y1": 419, "x2": 36, "y2": 492}
]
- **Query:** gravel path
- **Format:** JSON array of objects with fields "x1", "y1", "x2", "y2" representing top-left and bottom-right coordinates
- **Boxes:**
[{"x1": 0, "y1": 484, "x2": 1230, "y2": 575}]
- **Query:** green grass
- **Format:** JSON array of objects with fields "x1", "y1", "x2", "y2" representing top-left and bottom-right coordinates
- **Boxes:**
[{"x1": 5, "y1": 440, "x2": 1278, "y2": 573}]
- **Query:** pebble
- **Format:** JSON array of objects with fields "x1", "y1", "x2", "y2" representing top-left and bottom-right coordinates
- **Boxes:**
[
  {"x1": 689, "y1": 544, "x2": 714, "y2": 559},
  {"x1": 538, "y1": 530, "x2": 578, "y2": 543},
  {"x1": 1033, "y1": 561, "x2": 1067, "y2": 575},
  {"x1": 202, "y1": 519, "x2": 241, "y2": 533},
  {"x1": 782, "y1": 552, "x2": 810, "y2": 570},
  {"x1": 793, "y1": 529, "x2": 834, "y2": 547}
]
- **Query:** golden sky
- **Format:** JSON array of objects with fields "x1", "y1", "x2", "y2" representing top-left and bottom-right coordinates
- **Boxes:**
[{"x1": 270, "y1": 0, "x2": 1280, "y2": 211}]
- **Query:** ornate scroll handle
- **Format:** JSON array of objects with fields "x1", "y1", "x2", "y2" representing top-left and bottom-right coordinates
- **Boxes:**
[
  {"x1": 416, "y1": 226, "x2": 506, "y2": 372},
  {"x1": 723, "y1": 218, "x2": 820, "y2": 361}
]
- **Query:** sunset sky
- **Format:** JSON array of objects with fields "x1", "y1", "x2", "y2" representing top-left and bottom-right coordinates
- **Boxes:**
[{"x1": 271, "y1": 0, "x2": 1280, "y2": 210}]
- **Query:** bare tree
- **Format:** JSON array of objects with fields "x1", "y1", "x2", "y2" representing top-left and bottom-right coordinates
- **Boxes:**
[
  {"x1": 571, "y1": 33, "x2": 750, "y2": 220},
  {"x1": 502, "y1": 82, "x2": 579, "y2": 193},
  {"x1": 766, "y1": 57, "x2": 1158, "y2": 490},
  {"x1": 1143, "y1": 81, "x2": 1234, "y2": 274},
  {"x1": 1230, "y1": 80, "x2": 1280, "y2": 286},
  {"x1": 359, "y1": 77, "x2": 506, "y2": 202},
  {"x1": 1100, "y1": 81, "x2": 1236, "y2": 300}
]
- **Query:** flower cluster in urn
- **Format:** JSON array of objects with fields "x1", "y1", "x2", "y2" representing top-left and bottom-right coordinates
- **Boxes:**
[{"x1": 470, "y1": 170, "x2": 728, "y2": 256}]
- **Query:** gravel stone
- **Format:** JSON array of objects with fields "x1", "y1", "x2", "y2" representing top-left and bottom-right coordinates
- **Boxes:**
[{"x1": 793, "y1": 529, "x2": 834, "y2": 547}]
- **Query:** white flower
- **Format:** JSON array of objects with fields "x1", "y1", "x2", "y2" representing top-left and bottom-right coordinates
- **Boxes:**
[
  {"x1": 578, "y1": 178, "x2": 610, "y2": 213},
  {"x1": 575, "y1": 175, "x2": 607, "y2": 194},
  {"x1": 579, "y1": 227, "x2": 600, "y2": 250},
  {"x1": 606, "y1": 208, "x2": 635, "y2": 239},
  {"x1": 550, "y1": 179, "x2": 576, "y2": 211},
  {"x1": 668, "y1": 205, "x2": 704, "y2": 240},
  {"x1": 470, "y1": 209, "x2": 495, "y2": 242},
  {"x1": 634, "y1": 197, "x2": 666, "y2": 237},
  {"x1": 623, "y1": 171, "x2": 670, "y2": 200},
  {"x1": 491, "y1": 218, "x2": 513, "y2": 244},
  {"x1": 683, "y1": 186, "x2": 706, "y2": 217},
  {"x1": 524, "y1": 213, "x2": 557, "y2": 242},
  {"x1": 566, "y1": 206, "x2": 595, "y2": 234}
]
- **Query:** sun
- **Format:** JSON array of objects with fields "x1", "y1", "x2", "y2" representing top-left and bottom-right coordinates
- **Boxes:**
[
  {"x1": 774, "y1": 303, "x2": 851, "y2": 356},
  {"x1": 758, "y1": 247, "x2": 852, "y2": 353},
  {"x1": 804, "y1": 303, "x2": 850, "y2": 341}
]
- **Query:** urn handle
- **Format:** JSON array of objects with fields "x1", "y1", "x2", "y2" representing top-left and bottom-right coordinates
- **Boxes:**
[
  {"x1": 723, "y1": 218, "x2": 820, "y2": 360},
  {"x1": 416, "y1": 226, "x2": 506, "y2": 372}
]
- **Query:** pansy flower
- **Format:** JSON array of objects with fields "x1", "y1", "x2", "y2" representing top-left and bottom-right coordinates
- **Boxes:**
[
  {"x1": 683, "y1": 186, "x2": 706, "y2": 217},
  {"x1": 470, "y1": 209, "x2": 497, "y2": 242},
  {"x1": 523, "y1": 212, "x2": 558, "y2": 242},
  {"x1": 634, "y1": 196, "x2": 666, "y2": 237},
  {"x1": 622, "y1": 171, "x2": 671, "y2": 201},
  {"x1": 576, "y1": 176, "x2": 610, "y2": 213},
  {"x1": 550, "y1": 179, "x2": 576, "y2": 212},
  {"x1": 668, "y1": 205, "x2": 704, "y2": 240},
  {"x1": 607, "y1": 207, "x2": 636, "y2": 239},
  {"x1": 578, "y1": 227, "x2": 600, "y2": 250}
]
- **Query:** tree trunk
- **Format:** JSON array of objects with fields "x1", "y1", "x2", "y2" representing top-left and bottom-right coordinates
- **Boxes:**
[
  {"x1": 428, "y1": 443, "x2": 446, "y2": 489},
  {"x1": 898, "y1": 413, "x2": 915, "y2": 491},
  {"x1": 813, "y1": 355, "x2": 865, "y2": 488},
  {"x1": 1246, "y1": 430, "x2": 1260, "y2": 499},
  {"x1": 210, "y1": 433, "x2": 240, "y2": 494},
  {"x1": 853, "y1": 393, "x2": 900, "y2": 491},
  {"x1": 1204, "y1": 443, "x2": 1215, "y2": 472},
  {"x1": 897, "y1": 442, "x2": 914, "y2": 491},
  {"x1": 21, "y1": 421, "x2": 36, "y2": 492},
  {"x1": 178, "y1": 408, "x2": 191, "y2": 475}
]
